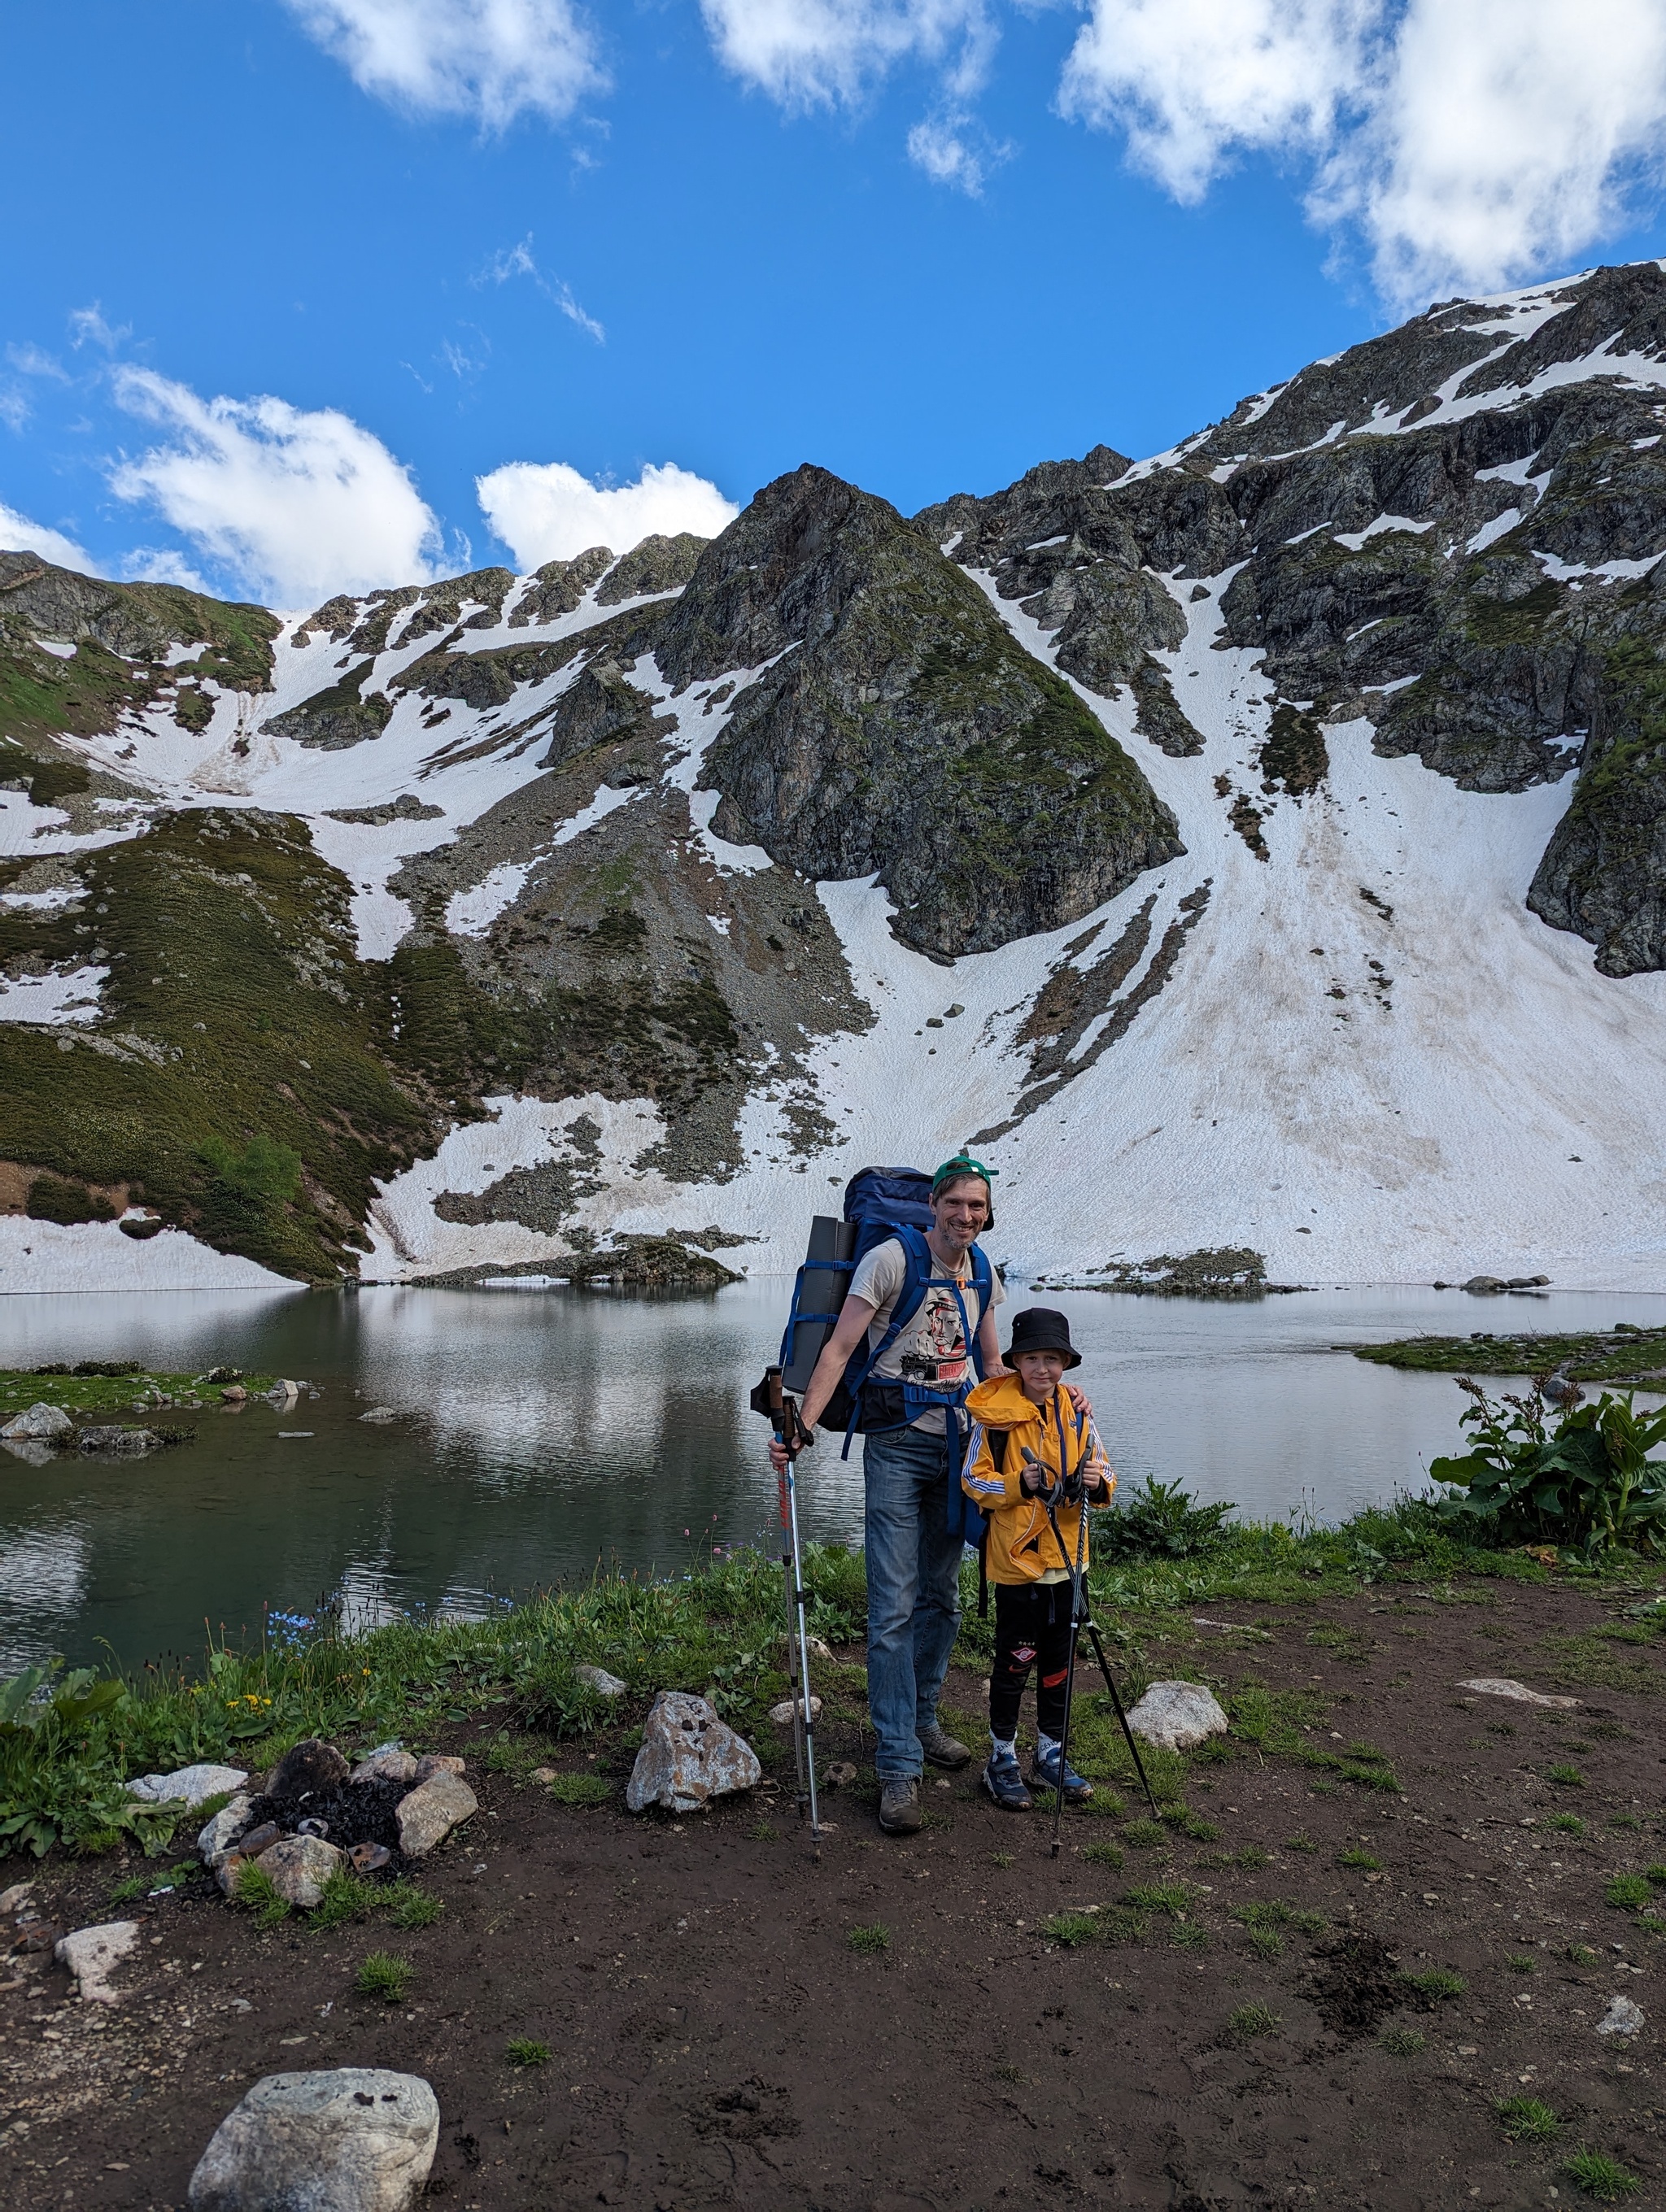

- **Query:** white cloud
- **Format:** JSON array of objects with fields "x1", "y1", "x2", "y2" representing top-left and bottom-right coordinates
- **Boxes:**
[
  {"x1": 285, "y1": 0, "x2": 605, "y2": 129},
  {"x1": 477, "y1": 459, "x2": 739, "y2": 568},
  {"x1": 68, "y1": 303, "x2": 131, "y2": 353},
  {"x1": 0, "y1": 503, "x2": 92, "y2": 571},
  {"x1": 0, "y1": 392, "x2": 27, "y2": 434},
  {"x1": 1058, "y1": 0, "x2": 1666, "y2": 307},
  {"x1": 479, "y1": 234, "x2": 604, "y2": 342},
  {"x1": 119, "y1": 547, "x2": 215, "y2": 592},
  {"x1": 7, "y1": 343, "x2": 69, "y2": 381},
  {"x1": 701, "y1": 0, "x2": 992, "y2": 109},
  {"x1": 906, "y1": 111, "x2": 1008, "y2": 194},
  {"x1": 107, "y1": 369, "x2": 443, "y2": 607},
  {"x1": 1334, "y1": 0, "x2": 1666, "y2": 305}
]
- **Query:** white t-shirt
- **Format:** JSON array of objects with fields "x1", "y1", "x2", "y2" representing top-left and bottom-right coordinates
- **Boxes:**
[{"x1": 848, "y1": 1236, "x2": 1005, "y2": 1434}]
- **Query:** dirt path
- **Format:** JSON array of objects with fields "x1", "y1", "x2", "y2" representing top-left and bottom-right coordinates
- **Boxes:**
[{"x1": 3, "y1": 1580, "x2": 1663, "y2": 2210}]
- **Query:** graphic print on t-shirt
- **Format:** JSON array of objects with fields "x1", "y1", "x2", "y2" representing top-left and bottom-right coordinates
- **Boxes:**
[{"x1": 897, "y1": 1284, "x2": 970, "y2": 1388}]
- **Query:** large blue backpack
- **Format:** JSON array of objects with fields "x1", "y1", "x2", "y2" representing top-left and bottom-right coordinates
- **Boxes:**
[{"x1": 778, "y1": 1165, "x2": 991, "y2": 1542}]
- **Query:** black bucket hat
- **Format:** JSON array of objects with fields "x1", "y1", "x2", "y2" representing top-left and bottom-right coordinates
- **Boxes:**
[{"x1": 1005, "y1": 1307, "x2": 1081, "y2": 1369}]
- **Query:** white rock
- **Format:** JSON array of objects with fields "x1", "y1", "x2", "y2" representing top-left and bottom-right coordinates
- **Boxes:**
[
  {"x1": 576, "y1": 1666, "x2": 628, "y2": 1699},
  {"x1": 1125, "y1": 1680, "x2": 1229, "y2": 1753},
  {"x1": 55, "y1": 1920, "x2": 140, "y2": 2004},
  {"x1": 351, "y1": 1744, "x2": 419, "y2": 1787},
  {"x1": 1598, "y1": 1995, "x2": 1646, "y2": 2038},
  {"x1": 412, "y1": 1753, "x2": 465, "y2": 1782},
  {"x1": 359, "y1": 1407, "x2": 398, "y2": 1424},
  {"x1": 1455, "y1": 1678, "x2": 1580, "y2": 1709},
  {"x1": 1, "y1": 1402, "x2": 73, "y2": 1440},
  {"x1": 0, "y1": 1881, "x2": 35, "y2": 1914},
  {"x1": 768, "y1": 1696, "x2": 822, "y2": 1726},
  {"x1": 256, "y1": 1834, "x2": 343, "y2": 1909},
  {"x1": 198, "y1": 1795, "x2": 254, "y2": 1864},
  {"x1": 395, "y1": 1770, "x2": 478, "y2": 1858},
  {"x1": 626, "y1": 1691, "x2": 761, "y2": 1815},
  {"x1": 188, "y1": 2068, "x2": 439, "y2": 2212},
  {"x1": 129, "y1": 1761, "x2": 250, "y2": 1807}
]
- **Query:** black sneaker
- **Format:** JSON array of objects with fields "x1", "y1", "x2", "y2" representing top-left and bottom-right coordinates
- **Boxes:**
[{"x1": 1030, "y1": 1744, "x2": 1093, "y2": 1805}]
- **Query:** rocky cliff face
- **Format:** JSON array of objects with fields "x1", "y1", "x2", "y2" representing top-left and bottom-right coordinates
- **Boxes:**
[{"x1": 4, "y1": 261, "x2": 1666, "y2": 1291}]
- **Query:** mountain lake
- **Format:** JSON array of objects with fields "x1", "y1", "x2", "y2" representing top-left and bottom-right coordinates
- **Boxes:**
[{"x1": 2, "y1": 1279, "x2": 1663, "y2": 1675}]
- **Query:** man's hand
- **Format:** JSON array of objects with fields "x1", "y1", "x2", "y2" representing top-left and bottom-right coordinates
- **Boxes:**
[{"x1": 1065, "y1": 1382, "x2": 1091, "y2": 1417}]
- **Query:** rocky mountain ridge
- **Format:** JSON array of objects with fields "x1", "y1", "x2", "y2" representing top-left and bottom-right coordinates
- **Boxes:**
[{"x1": 3, "y1": 261, "x2": 1666, "y2": 1290}]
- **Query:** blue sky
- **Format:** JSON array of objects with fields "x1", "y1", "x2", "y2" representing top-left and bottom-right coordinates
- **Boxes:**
[{"x1": 5, "y1": 0, "x2": 1666, "y2": 605}]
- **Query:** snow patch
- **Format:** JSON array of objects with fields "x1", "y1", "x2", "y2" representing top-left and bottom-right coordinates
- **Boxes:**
[
  {"x1": 0, "y1": 964, "x2": 108, "y2": 1024},
  {"x1": 0, "y1": 1215, "x2": 300, "y2": 1294}
]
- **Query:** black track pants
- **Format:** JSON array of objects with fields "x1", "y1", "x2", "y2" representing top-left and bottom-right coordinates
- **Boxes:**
[{"x1": 990, "y1": 1579, "x2": 1075, "y2": 1742}]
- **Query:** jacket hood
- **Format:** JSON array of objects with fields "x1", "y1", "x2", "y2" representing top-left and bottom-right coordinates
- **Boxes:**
[{"x1": 966, "y1": 1374, "x2": 1050, "y2": 1429}]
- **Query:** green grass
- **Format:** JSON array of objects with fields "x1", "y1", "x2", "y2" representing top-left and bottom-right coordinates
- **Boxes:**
[
  {"x1": 233, "y1": 1860, "x2": 290, "y2": 1931},
  {"x1": 748, "y1": 1820, "x2": 779, "y2": 1841},
  {"x1": 386, "y1": 1884, "x2": 444, "y2": 1931},
  {"x1": 991, "y1": 1851, "x2": 1014, "y2": 1869},
  {"x1": 506, "y1": 2038, "x2": 552, "y2": 2068},
  {"x1": 1169, "y1": 1919, "x2": 1209, "y2": 1949},
  {"x1": 1352, "y1": 1325, "x2": 1666, "y2": 1385},
  {"x1": 1547, "y1": 1763, "x2": 1587, "y2": 1787},
  {"x1": 309, "y1": 1870, "x2": 377, "y2": 1931},
  {"x1": 1496, "y1": 2097, "x2": 1559, "y2": 2141},
  {"x1": 1378, "y1": 2027, "x2": 1424, "y2": 2056},
  {"x1": 1338, "y1": 1847, "x2": 1382, "y2": 1870},
  {"x1": 1284, "y1": 1833, "x2": 1319, "y2": 1853},
  {"x1": 1124, "y1": 1882, "x2": 1195, "y2": 1919},
  {"x1": 1042, "y1": 1910, "x2": 1105, "y2": 1948},
  {"x1": 1232, "y1": 1900, "x2": 1326, "y2": 1936},
  {"x1": 108, "y1": 1858, "x2": 198, "y2": 1905},
  {"x1": 1507, "y1": 1953, "x2": 1537, "y2": 1974},
  {"x1": 1080, "y1": 1840, "x2": 1124, "y2": 1869},
  {"x1": 1568, "y1": 1944, "x2": 1602, "y2": 1966},
  {"x1": 547, "y1": 1772, "x2": 612, "y2": 1806},
  {"x1": 0, "y1": 1367, "x2": 275, "y2": 1420},
  {"x1": 355, "y1": 1952, "x2": 413, "y2": 2004},
  {"x1": 1402, "y1": 1968, "x2": 1465, "y2": 2001},
  {"x1": 1547, "y1": 1813, "x2": 1586, "y2": 1835},
  {"x1": 1123, "y1": 1818, "x2": 1168, "y2": 1849},
  {"x1": 1606, "y1": 1873, "x2": 1652, "y2": 1909},
  {"x1": 1564, "y1": 2149, "x2": 1640, "y2": 2201},
  {"x1": 847, "y1": 1923, "x2": 890, "y2": 1956},
  {"x1": 1226, "y1": 2004, "x2": 1280, "y2": 2040},
  {"x1": 1645, "y1": 1864, "x2": 1666, "y2": 1886}
]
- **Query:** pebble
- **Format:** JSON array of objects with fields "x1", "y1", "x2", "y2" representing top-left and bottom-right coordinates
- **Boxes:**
[
  {"x1": 1454, "y1": 1678, "x2": 1580, "y2": 1709},
  {"x1": 188, "y1": 2067, "x2": 439, "y2": 2212},
  {"x1": 576, "y1": 1666, "x2": 628, "y2": 1699},
  {"x1": 396, "y1": 1770, "x2": 478, "y2": 1858},
  {"x1": 358, "y1": 1407, "x2": 398, "y2": 1423},
  {"x1": 1597, "y1": 1995, "x2": 1645, "y2": 2038},
  {"x1": 768, "y1": 1696, "x2": 822, "y2": 1726}
]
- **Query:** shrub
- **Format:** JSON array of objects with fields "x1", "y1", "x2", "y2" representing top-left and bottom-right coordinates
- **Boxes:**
[
  {"x1": 1097, "y1": 1478, "x2": 1236, "y2": 1561},
  {"x1": 1496, "y1": 2097, "x2": 1559, "y2": 2141},
  {"x1": 1429, "y1": 1380, "x2": 1666, "y2": 1558},
  {"x1": 1564, "y1": 2148, "x2": 1640, "y2": 2201},
  {"x1": 355, "y1": 1951, "x2": 413, "y2": 2003},
  {"x1": 847, "y1": 1923, "x2": 890, "y2": 1955},
  {"x1": 199, "y1": 1132, "x2": 302, "y2": 1204},
  {"x1": 26, "y1": 1175, "x2": 116, "y2": 1225}
]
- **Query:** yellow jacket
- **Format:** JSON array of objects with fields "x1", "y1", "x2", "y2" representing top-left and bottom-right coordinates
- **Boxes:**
[{"x1": 962, "y1": 1374, "x2": 1114, "y2": 1586}]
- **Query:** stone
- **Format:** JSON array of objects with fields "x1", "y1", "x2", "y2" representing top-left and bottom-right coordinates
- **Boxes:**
[
  {"x1": 823, "y1": 1761, "x2": 858, "y2": 1788},
  {"x1": 1462, "y1": 1275, "x2": 1506, "y2": 1295},
  {"x1": 255, "y1": 1835, "x2": 343, "y2": 1909},
  {"x1": 129, "y1": 1761, "x2": 249, "y2": 1807},
  {"x1": 268, "y1": 1738, "x2": 351, "y2": 1801},
  {"x1": 78, "y1": 1425, "x2": 157, "y2": 1455},
  {"x1": 188, "y1": 2067, "x2": 439, "y2": 2212},
  {"x1": 235, "y1": 1822, "x2": 283, "y2": 1861},
  {"x1": 1, "y1": 1402, "x2": 72, "y2": 1440},
  {"x1": 412, "y1": 1753, "x2": 465, "y2": 1782},
  {"x1": 768, "y1": 1696, "x2": 822, "y2": 1726},
  {"x1": 1597, "y1": 1995, "x2": 1645, "y2": 2038},
  {"x1": 576, "y1": 1666, "x2": 628, "y2": 1699},
  {"x1": 55, "y1": 1920, "x2": 140, "y2": 2004},
  {"x1": 359, "y1": 1406, "x2": 398, "y2": 1423},
  {"x1": 221, "y1": 1386, "x2": 247, "y2": 1404},
  {"x1": 1455, "y1": 1678, "x2": 1580, "y2": 1709},
  {"x1": 1125, "y1": 1680, "x2": 1230, "y2": 1753},
  {"x1": 351, "y1": 1744, "x2": 419, "y2": 1787},
  {"x1": 348, "y1": 1843, "x2": 392, "y2": 1875},
  {"x1": 198, "y1": 1794, "x2": 255, "y2": 1863},
  {"x1": 396, "y1": 1770, "x2": 478, "y2": 1857},
  {"x1": 530, "y1": 1767, "x2": 560, "y2": 1784},
  {"x1": 626, "y1": 1691, "x2": 761, "y2": 1815},
  {"x1": 0, "y1": 1882, "x2": 36, "y2": 1914},
  {"x1": 778, "y1": 1635, "x2": 835, "y2": 1665}
]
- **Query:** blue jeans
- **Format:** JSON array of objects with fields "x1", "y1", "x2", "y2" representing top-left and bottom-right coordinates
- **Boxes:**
[{"x1": 863, "y1": 1422, "x2": 965, "y2": 1779}]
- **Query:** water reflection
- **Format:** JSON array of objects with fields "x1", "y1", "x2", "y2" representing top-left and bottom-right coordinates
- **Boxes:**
[{"x1": 0, "y1": 1278, "x2": 1659, "y2": 1673}]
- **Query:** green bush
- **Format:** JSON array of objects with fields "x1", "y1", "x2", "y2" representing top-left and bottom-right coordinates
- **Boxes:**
[
  {"x1": 1430, "y1": 1380, "x2": 1666, "y2": 1558},
  {"x1": 26, "y1": 1175, "x2": 116, "y2": 1225},
  {"x1": 1097, "y1": 1478, "x2": 1237, "y2": 1561}
]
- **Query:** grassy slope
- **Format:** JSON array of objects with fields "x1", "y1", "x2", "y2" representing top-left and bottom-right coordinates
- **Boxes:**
[
  {"x1": 0, "y1": 1369, "x2": 275, "y2": 1419},
  {"x1": 0, "y1": 809, "x2": 526, "y2": 1279}
]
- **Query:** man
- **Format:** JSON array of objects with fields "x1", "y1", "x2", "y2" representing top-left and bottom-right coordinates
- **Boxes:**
[{"x1": 770, "y1": 1156, "x2": 1005, "y2": 1836}]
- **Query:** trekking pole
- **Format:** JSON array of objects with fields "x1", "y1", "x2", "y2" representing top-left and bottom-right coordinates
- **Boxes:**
[
  {"x1": 1036, "y1": 1470, "x2": 1160, "y2": 1822},
  {"x1": 762, "y1": 1369, "x2": 823, "y2": 1857},
  {"x1": 1045, "y1": 1468, "x2": 1092, "y2": 1859}
]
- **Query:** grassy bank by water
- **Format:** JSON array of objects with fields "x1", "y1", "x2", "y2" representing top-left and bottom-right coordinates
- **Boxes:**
[
  {"x1": 5, "y1": 1494, "x2": 1664, "y2": 1862},
  {"x1": 0, "y1": 1365, "x2": 275, "y2": 1422},
  {"x1": 1351, "y1": 1324, "x2": 1666, "y2": 1382}
]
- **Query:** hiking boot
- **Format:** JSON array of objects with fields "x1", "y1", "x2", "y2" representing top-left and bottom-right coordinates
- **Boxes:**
[
  {"x1": 980, "y1": 1746, "x2": 1032, "y2": 1811},
  {"x1": 1030, "y1": 1745, "x2": 1093, "y2": 1804},
  {"x1": 878, "y1": 1777, "x2": 924, "y2": 1835},
  {"x1": 917, "y1": 1724, "x2": 972, "y2": 1771}
]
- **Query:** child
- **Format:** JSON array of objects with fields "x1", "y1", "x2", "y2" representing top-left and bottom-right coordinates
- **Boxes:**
[{"x1": 962, "y1": 1308, "x2": 1114, "y2": 1810}]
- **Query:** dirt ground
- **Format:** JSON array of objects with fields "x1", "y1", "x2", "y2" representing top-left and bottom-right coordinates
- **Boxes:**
[{"x1": 4, "y1": 1578, "x2": 1664, "y2": 2211}]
